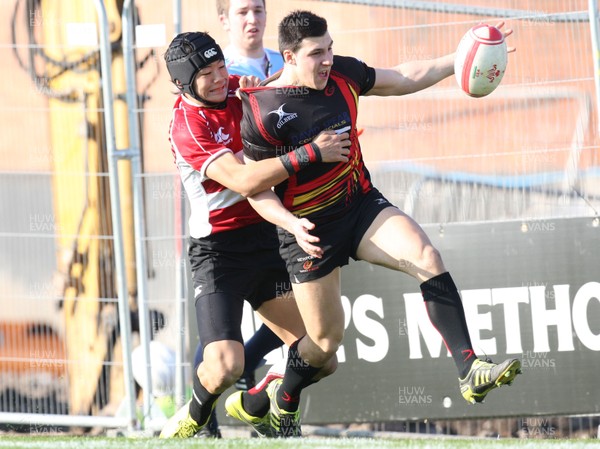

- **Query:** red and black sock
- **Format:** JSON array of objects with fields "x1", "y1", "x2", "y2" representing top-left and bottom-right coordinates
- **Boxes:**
[
  {"x1": 241, "y1": 387, "x2": 270, "y2": 417},
  {"x1": 277, "y1": 337, "x2": 320, "y2": 412},
  {"x1": 421, "y1": 272, "x2": 476, "y2": 378}
]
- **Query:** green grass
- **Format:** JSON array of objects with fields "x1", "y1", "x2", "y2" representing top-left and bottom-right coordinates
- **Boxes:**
[{"x1": 0, "y1": 436, "x2": 598, "y2": 449}]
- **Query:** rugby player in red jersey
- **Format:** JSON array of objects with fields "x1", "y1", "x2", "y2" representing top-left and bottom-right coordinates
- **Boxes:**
[
  {"x1": 159, "y1": 31, "x2": 350, "y2": 438},
  {"x1": 227, "y1": 10, "x2": 520, "y2": 437}
]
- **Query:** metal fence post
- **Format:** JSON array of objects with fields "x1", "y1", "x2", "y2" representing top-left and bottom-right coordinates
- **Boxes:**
[
  {"x1": 172, "y1": 0, "x2": 188, "y2": 411},
  {"x1": 121, "y1": 0, "x2": 155, "y2": 428}
]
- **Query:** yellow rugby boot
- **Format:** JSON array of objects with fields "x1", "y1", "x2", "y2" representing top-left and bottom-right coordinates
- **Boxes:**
[
  {"x1": 267, "y1": 378, "x2": 301, "y2": 437},
  {"x1": 460, "y1": 358, "x2": 522, "y2": 404},
  {"x1": 159, "y1": 399, "x2": 215, "y2": 438},
  {"x1": 225, "y1": 390, "x2": 273, "y2": 437}
]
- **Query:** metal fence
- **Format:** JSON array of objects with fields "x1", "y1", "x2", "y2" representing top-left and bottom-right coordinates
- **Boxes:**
[{"x1": 1, "y1": 0, "x2": 160, "y2": 432}]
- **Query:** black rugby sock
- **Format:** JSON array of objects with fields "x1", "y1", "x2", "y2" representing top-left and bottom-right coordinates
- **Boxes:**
[
  {"x1": 241, "y1": 389, "x2": 270, "y2": 417},
  {"x1": 277, "y1": 338, "x2": 320, "y2": 412},
  {"x1": 421, "y1": 272, "x2": 476, "y2": 378},
  {"x1": 189, "y1": 372, "x2": 219, "y2": 426}
]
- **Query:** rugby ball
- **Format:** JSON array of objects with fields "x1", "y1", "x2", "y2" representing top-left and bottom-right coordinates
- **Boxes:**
[{"x1": 454, "y1": 24, "x2": 508, "y2": 97}]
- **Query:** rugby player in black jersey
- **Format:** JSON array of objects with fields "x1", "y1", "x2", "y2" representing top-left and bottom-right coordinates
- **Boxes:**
[{"x1": 225, "y1": 10, "x2": 521, "y2": 437}]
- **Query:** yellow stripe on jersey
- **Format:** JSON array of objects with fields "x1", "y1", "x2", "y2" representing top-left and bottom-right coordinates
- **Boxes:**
[
  {"x1": 292, "y1": 164, "x2": 353, "y2": 207},
  {"x1": 295, "y1": 189, "x2": 347, "y2": 217},
  {"x1": 348, "y1": 84, "x2": 359, "y2": 105},
  {"x1": 288, "y1": 81, "x2": 359, "y2": 218}
]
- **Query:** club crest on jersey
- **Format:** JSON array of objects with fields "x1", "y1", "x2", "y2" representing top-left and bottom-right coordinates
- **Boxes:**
[
  {"x1": 268, "y1": 104, "x2": 298, "y2": 129},
  {"x1": 214, "y1": 127, "x2": 232, "y2": 145}
]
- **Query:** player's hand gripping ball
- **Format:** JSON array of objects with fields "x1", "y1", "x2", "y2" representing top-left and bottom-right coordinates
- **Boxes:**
[{"x1": 454, "y1": 24, "x2": 508, "y2": 97}]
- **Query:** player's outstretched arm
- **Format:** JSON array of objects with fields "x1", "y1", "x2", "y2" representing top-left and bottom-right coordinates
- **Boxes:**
[
  {"x1": 366, "y1": 54, "x2": 455, "y2": 97},
  {"x1": 366, "y1": 22, "x2": 513, "y2": 97},
  {"x1": 248, "y1": 189, "x2": 323, "y2": 258}
]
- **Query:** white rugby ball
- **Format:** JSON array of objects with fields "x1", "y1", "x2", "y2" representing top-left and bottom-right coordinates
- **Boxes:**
[{"x1": 454, "y1": 24, "x2": 508, "y2": 97}]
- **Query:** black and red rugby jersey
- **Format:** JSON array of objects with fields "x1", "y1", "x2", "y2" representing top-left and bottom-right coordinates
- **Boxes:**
[{"x1": 240, "y1": 56, "x2": 377, "y2": 219}]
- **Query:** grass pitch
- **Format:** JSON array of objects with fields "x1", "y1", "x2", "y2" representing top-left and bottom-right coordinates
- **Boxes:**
[{"x1": 0, "y1": 436, "x2": 598, "y2": 449}]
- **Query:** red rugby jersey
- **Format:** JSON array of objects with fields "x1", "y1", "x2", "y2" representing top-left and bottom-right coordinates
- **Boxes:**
[{"x1": 169, "y1": 76, "x2": 262, "y2": 237}]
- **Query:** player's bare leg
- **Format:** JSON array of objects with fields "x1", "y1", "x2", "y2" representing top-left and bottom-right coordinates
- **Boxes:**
[
  {"x1": 226, "y1": 289, "x2": 336, "y2": 437},
  {"x1": 199, "y1": 340, "x2": 245, "y2": 393},
  {"x1": 257, "y1": 292, "x2": 307, "y2": 346},
  {"x1": 224, "y1": 292, "x2": 306, "y2": 434},
  {"x1": 222, "y1": 329, "x2": 276, "y2": 437},
  {"x1": 250, "y1": 269, "x2": 343, "y2": 436},
  {"x1": 356, "y1": 206, "x2": 521, "y2": 403},
  {"x1": 291, "y1": 268, "x2": 345, "y2": 368},
  {"x1": 355, "y1": 206, "x2": 445, "y2": 280}
]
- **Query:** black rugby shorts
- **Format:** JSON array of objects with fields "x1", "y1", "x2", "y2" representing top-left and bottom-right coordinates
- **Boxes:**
[
  {"x1": 278, "y1": 188, "x2": 394, "y2": 283},
  {"x1": 189, "y1": 221, "x2": 291, "y2": 346}
]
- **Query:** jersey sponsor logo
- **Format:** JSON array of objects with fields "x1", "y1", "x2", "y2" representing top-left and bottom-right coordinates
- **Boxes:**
[
  {"x1": 204, "y1": 47, "x2": 218, "y2": 58},
  {"x1": 325, "y1": 85, "x2": 335, "y2": 96},
  {"x1": 214, "y1": 126, "x2": 232, "y2": 145},
  {"x1": 299, "y1": 259, "x2": 319, "y2": 274},
  {"x1": 268, "y1": 103, "x2": 298, "y2": 129}
]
